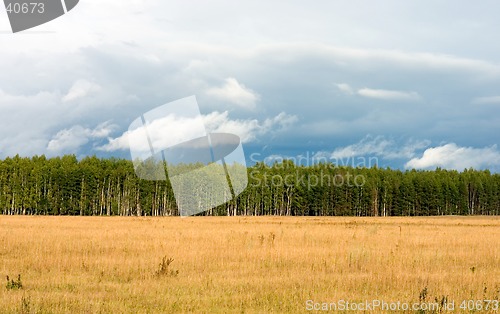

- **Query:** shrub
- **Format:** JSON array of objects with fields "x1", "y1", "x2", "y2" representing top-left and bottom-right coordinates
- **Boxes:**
[
  {"x1": 155, "y1": 256, "x2": 179, "y2": 278},
  {"x1": 6, "y1": 274, "x2": 23, "y2": 290}
]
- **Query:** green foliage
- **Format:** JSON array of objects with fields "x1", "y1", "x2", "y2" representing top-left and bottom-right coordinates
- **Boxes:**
[
  {"x1": 6, "y1": 274, "x2": 23, "y2": 290},
  {"x1": 0, "y1": 155, "x2": 499, "y2": 216}
]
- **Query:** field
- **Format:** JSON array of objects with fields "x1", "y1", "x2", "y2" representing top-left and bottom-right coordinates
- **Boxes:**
[{"x1": 0, "y1": 216, "x2": 499, "y2": 313}]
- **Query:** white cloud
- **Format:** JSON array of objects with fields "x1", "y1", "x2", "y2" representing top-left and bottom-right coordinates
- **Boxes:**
[
  {"x1": 206, "y1": 111, "x2": 297, "y2": 143},
  {"x1": 335, "y1": 83, "x2": 420, "y2": 101},
  {"x1": 47, "y1": 122, "x2": 117, "y2": 155},
  {"x1": 405, "y1": 143, "x2": 500, "y2": 170},
  {"x1": 315, "y1": 135, "x2": 431, "y2": 161},
  {"x1": 357, "y1": 88, "x2": 421, "y2": 101},
  {"x1": 329, "y1": 136, "x2": 393, "y2": 159},
  {"x1": 63, "y1": 80, "x2": 102, "y2": 102},
  {"x1": 385, "y1": 138, "x2": 432, "y2": 160},
  {"x1": 206, "y1": 78, "x2": 260, "y2": 109},
  {"x1": 335, "y1": 83, "x2": 354, "y2": 95},
  {"x1": 101, "y1": 114, "x2": 207, "y2": 153},
  {"x1": 472, "y1": 96, "x2": 500, "y2": 105},
  {"x1": 89, "y1": 122, "x2": 116, "y2": 138},
  {"x1": 47, "y1": 126, "x2": 92, "y2": 154},
  {"x1": 100, "y1": 111, "x2": 298, "y2": 153}
]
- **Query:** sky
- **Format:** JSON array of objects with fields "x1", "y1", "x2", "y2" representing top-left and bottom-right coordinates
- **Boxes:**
[{"x1": 1, "y1": 0, "x2": 500, "y2": 171}]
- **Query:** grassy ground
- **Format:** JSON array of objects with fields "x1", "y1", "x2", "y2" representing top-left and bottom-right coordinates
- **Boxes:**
[{"x1": 0, "y1": 216, "x2": 499, "y2": 313}]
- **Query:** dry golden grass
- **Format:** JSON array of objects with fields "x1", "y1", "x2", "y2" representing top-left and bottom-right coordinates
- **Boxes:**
[{"x1": 0, "y1": 216, "x2": 499, "y2": 313}]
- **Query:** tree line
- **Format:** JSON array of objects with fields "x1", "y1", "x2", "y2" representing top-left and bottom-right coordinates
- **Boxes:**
[{"x1": 0, "y1": 155, "x2": 499, "y2": 216}]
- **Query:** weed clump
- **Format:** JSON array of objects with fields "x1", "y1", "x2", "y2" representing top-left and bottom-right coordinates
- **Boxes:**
[
  {"x1": 6, "y1": 274, "x2": 23, "y2": 290},
  {"x1": 155, "y1": 256, "x2": 179, "y2": 278}
]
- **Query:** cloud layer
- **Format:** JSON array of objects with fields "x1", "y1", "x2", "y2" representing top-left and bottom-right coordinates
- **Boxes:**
[
  {"x1": 206, "y1": 78, "x2": 260, "y2": 109},
  {"x1": 100, "y1": 111, "x2": 297, "y2": 154},
  {"x1": 0, "y1": 0, "x2": 499, "y2": 171},
  {"x1": 336, "y1": 83, "x2": 421, "y2": 101},
  {"x1": 357, "y1": 88, "x2": 420, "y2": 101},
  {"x1": 406, "y1": 144, "x2": 500, "y2": 170},
  {"x1": 47, "y1": 122, "x2": 116, "y2": 155}
]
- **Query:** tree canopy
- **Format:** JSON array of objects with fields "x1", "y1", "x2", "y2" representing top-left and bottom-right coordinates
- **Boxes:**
[{"x1": 0, "y1": 155, "x2": 499, "y2": 216}]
